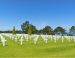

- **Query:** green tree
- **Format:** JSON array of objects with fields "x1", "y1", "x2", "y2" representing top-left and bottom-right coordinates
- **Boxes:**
[
  {"x1": 12, "y1": 26, "x2": 16, "y2": 35},
  {"x1": 21, "y1": 21, "x2": 29, "y2": 34},
  {"x1": 54, "y1": 27, "x2": 65, "y2": 34},
  {"x1": 70, "y1": 26, "x2": 75, "y2": 31},
  {"x1": 38, "y1": 29, "x2": 43, "y2": 34},
  {"x1": 28, "y1": 25, "x2": 32, "y2": 35},
  {"x1": 31, "y1": 25, "x2": 37, "y2": 34},
  {"x1": 21, "y1": 21, "x2": 37, "y2": 34},
  {"x1": 43, "y1": 26, "x2": 54, "y2": 35},
  {"x1": 69, "y1": 26, "x2": 75, "y2": 35}
]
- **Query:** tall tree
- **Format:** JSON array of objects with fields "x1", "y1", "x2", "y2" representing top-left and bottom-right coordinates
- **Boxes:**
[
  {"x1": 28, "y1": 25, "x2": 32, "y2": 35},
  {"x1": 21, "y1": 21, "x2": 37, "y2": 34},
  {"x1": 12, "y1": 26, "x2": 16, "y2": 35},
  {"x1": 31, "y1": 25, "x2": 37, "y2": 34},
  {"x1": 21, "y1": 21, "x2": 29, "y2": 33},
  {"x1": 69, "y1": 26, "x2": 75, "y2": 35},
  {"x1": 54, "y1": 27, "x2": 65, "y2": 35},
  {"x1": 38, "y1": 29, "x2": 43, "y2": 34},
  {"x1": 42, "y1": 26, "x2": 54, "y2": 35},
  {"x1": 70, "y1": 26, "x2": 75, "y2": 31}
]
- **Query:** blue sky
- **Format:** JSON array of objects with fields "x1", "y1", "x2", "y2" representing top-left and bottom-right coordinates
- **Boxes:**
[{"x1": 0, "y1": 0, "x2": 75, "y2": 31}]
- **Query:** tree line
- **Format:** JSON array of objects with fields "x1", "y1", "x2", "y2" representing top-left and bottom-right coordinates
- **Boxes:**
[
  {"x1": 21, "y1": 21, "x2": 75, "y2": 36},
  {"x1": 0, "y1": 21, "x2": 75, "y2": 36}
]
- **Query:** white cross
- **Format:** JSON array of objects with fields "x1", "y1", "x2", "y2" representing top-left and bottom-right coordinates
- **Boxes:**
[
  {"x1": 19, "y1": 36, "x2": 24, "y2": 45},
  {"x1": 1, "y1": 35, "x2": 7, "y2": 46}
]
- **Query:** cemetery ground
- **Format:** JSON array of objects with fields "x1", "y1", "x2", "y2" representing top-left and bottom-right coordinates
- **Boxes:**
[{"x1": 0, "y1": 35, "x2": 75, "y2": 58}]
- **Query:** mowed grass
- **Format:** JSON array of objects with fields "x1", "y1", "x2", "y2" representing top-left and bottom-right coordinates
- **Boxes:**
[{"x1": 0, "y1": 36, "x2": 75, "y2": 58}]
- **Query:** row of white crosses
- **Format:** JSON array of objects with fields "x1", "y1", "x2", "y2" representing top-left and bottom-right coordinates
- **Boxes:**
[
  {"x1": 41, "y1": 35, "x2": 75, "y2": 43},
  {"x1": 64, "y1": 36, "x2": 75, "y2": 42},
  {"x1": 13, "y1": 34, "x2": 24, "y2": 45},
  {"x1": 9, "y1": 34, "x2": 23, "y2": 45},
  {"x1": 8, "y1": 34, "x2": 75, "y2": 44},
  {"x1": 19, "y1": 34, "x2": 39, "y2": 45},
  {"x1": 23, "y1": 34, "x2": 39, "y2": 44},
  {"x1": 1, "y1": 33, "x2": 75, "y2": 46}
]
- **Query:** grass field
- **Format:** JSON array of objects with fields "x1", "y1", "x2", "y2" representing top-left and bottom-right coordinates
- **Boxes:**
[{"x1": 0, "y1": 35, "x2": 75, "y2": 58}]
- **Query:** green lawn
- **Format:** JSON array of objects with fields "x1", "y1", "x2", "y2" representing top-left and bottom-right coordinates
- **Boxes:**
[{"x1": 0, "y1": 36, "x2": 75, "y2": 58}]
